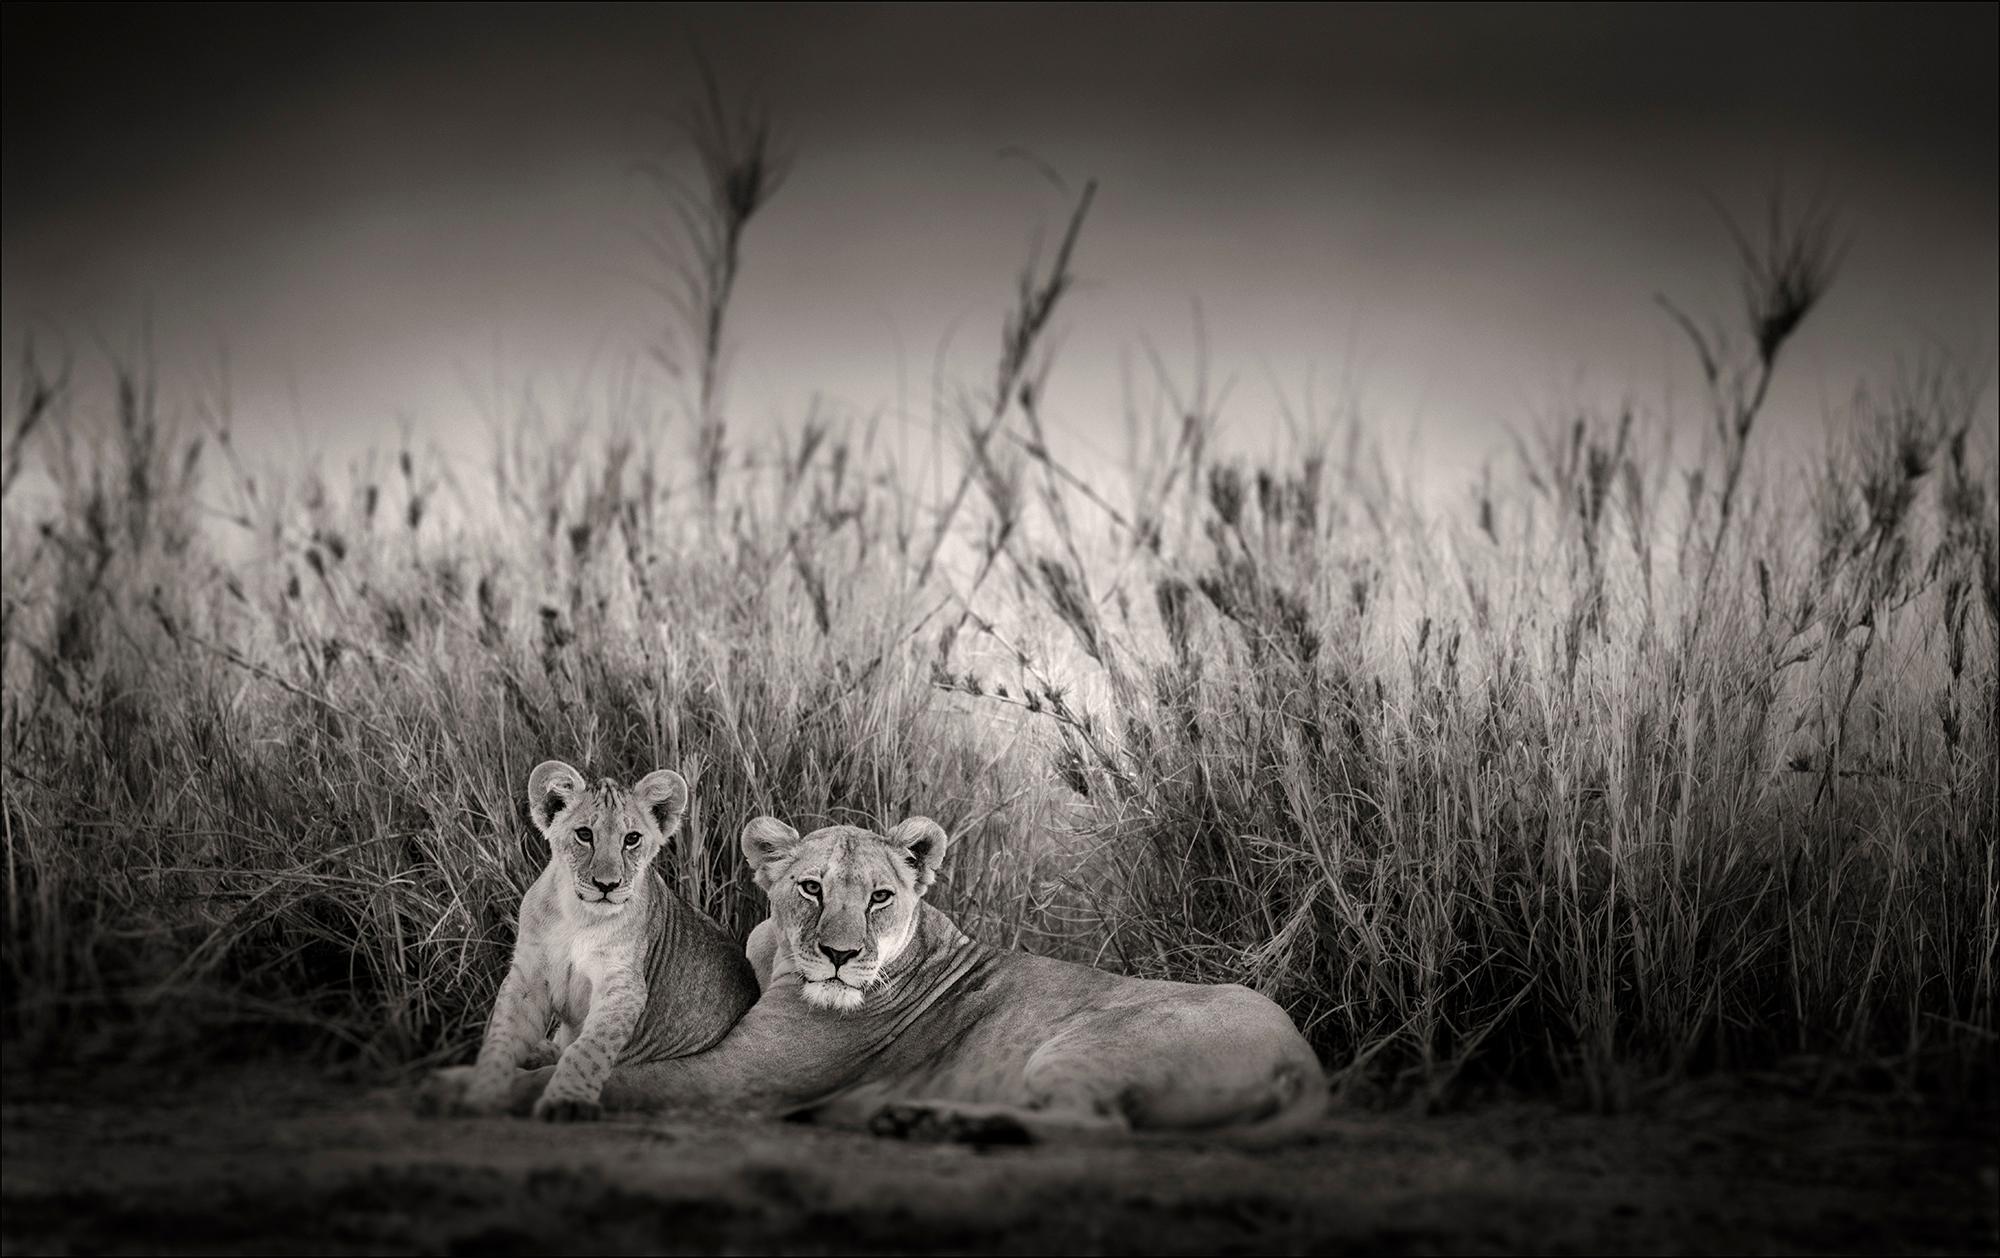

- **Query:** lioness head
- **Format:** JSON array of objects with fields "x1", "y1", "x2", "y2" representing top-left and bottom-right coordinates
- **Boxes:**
[
  {"x1": 527, "y1": 760, "x2": 689, "y2": 918},
  {"x1": 739, "y1": 816, "x2": 949, "y2": 1013}
]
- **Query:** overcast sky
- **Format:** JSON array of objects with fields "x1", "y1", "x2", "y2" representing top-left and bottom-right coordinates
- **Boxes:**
[{"x1": 4, "y1": 3, "x2": 1994, "y2": 487}]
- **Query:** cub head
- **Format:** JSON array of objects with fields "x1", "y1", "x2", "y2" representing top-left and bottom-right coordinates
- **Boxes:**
[
  {"x1": 739, "y1": 816, "x2": 948, "y2": 1013},
  {"x1": 527, "y1": 759, "x2": 689, "y2": 918}
]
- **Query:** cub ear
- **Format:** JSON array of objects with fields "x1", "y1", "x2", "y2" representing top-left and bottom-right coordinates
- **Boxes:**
[
  {"x1": 632, "y1": 769, "x2": 690, "y2": 837},
  {"x1": 527, "y1": 760, "x2": 585, "y2": 837},
  {"x1": 740, "y1": 816, "x2": 802, "y2": 890},
  {"x1": 887, "y1": 816, "x2": 949, "y2": 896}
]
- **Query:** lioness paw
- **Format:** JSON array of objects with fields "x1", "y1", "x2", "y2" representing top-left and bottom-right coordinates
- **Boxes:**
[
  {"x1": 868, "y1": 1102, "x2": 1033, "y2": 1147},
  {"x1": 533, "y1": 1094, "x2": 603, "y2": 1123},
  {"x1": 414, "y1": 1066, "x2": 480, "y2": 1118}
]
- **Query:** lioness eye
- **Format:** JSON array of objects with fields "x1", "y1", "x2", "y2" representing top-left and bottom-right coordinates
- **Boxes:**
[
  {"x1": 622, "y1": 831, "x2": 642, "y2": 849},
  {"x1": 870, "y1": 889, "x2": 893, "y2": 905},
  {"x1": 573, "y1": 827, "x2": 593, "y2": 845},
  {"x1": 799, "y1": 879, "x2": 821, "y2": 899}
]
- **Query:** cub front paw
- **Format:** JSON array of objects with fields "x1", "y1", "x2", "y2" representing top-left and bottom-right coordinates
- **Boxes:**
[{"x1": 533, "y1": 1093, "x2": 603, "y2": 1123}]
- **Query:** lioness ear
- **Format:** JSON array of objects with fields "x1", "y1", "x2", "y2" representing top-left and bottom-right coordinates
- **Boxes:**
[
  {"x1": 887, "y1": 816, "x2": 949, "y2": 895},
  {"x1": 740, "y1": 816, "x2": 802, "y2": 889},
  {"x1": 527, "y1": 760, "x2": 585, "y2": 837},
  {"x1": 632, "y1": 769, "x2": 690, "y2": 837}
]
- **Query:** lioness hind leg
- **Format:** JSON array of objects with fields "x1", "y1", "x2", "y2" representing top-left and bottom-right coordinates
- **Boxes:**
[
  {"x1": 1021, "y1": 993, "x2": 1324, "y2": 1134},
  {"x1": 866, "y1": 1098, "x2": 1122, "y2": 1146},
  {"x1": 1022, "y1": 1042, "x2": 1146, "y2": 1127},
  {"x1": 868, "y1": 1101, "x2": 1032, "y2": 1146}
]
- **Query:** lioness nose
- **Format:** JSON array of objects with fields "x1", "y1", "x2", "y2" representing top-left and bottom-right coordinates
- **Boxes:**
[
  {"x1": 592, "y1": 878, "x2": 619, "y2": 895},
  {"x1": 820, "y1": 945, "x2": 859, "y2": 969}
]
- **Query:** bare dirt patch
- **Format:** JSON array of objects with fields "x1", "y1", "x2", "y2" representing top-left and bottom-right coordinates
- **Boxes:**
[{"x1": 3, "y1": 1062, "x2": 1992, "y2": 1255}]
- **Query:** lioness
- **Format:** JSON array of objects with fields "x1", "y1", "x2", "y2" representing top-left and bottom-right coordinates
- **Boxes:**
[
  {"x1": 443, "y1": 760, "x2": 759, "y2": 1121},
  {"x1": 480, "y1": 815, "x2": 1327, "y2": 1140}
]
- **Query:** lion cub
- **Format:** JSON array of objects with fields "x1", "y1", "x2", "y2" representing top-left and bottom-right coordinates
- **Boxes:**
[{"x1": 454, "y1": 760, "x2": 759, "y2": 1121}]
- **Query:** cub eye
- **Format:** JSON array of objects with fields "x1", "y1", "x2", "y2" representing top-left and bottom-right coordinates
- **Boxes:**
[
  {"x1": 798, "y1": 879, "x2": 821, "y2": 899},
  {"x1": 622, "y1": 831, "x2": 642, "y2": 849},
  {"x1": 870, "y1": 889, "x2": 893, "y2": 906},
  {"x1": 573, "y1": 827, "x2": 593, "y2": 845}
]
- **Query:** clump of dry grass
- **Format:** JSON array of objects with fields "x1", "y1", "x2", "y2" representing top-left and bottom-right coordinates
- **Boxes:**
[
  {"x1": 0, "y1": 359, "x2": 1062, "y2": 1063},
  {"x1": 943, "y1": 193, "x2": 1995, "y2": 1107},
  {"x1": 1, "y1": 161, "x2": 1993, "y2": 1108}
]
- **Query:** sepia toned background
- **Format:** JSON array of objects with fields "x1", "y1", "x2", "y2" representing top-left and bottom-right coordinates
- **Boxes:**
[
  {"x1": 6, "y1": 3, "x2": 1994, "y2": 479},
  {"x1": 2, "y1": 5, "x2": 1995, "y2": 1253}
]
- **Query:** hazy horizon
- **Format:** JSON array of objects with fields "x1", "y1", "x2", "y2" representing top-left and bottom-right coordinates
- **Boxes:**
[{"x1": 5, "y1": 3, "x2": 1995, "y2": 493}]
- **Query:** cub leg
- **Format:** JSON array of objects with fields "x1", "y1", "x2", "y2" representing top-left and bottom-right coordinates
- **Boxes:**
[
  {"x1": 532, "y1": 970, "x2": 644, "y2": 1122},
  {"x1": 462, "y1": 965, "x2": 554, "y2": 1114}
]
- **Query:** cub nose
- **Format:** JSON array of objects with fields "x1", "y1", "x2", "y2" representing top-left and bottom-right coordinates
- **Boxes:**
[
  {"x1": 591, "y1": 878, "x2": 619, "y2": 895},
  {"x1": 820, "y1": 945, "x2": 859, "y2": 969}
]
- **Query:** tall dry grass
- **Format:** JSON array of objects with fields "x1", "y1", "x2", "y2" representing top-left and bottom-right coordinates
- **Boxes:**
[{"x1": 1, "y1": 157, "x2": 1993, "y2": 1105}]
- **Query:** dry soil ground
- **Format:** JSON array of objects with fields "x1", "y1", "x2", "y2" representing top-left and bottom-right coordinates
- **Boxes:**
[{"x1": 2, "y1": 1061, "x2": 1993, "y2": 1255}]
